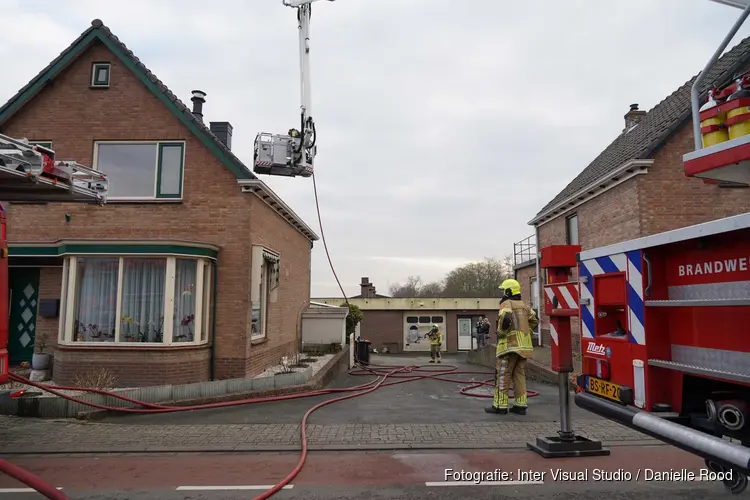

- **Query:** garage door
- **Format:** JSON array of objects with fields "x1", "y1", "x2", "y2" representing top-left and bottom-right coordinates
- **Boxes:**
[{"x1": 402, "y1": 311, "x2": 447, "y2": 352}]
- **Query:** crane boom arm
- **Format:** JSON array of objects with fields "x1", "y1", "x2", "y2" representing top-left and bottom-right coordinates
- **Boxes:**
[{"x1": 254, "y1": 0, "x2": 334, "y2": 178}]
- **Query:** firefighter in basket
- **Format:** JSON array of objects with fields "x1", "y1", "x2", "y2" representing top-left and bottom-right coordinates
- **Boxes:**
[
  {"x1": 424, "y1": 324, "x2": 442, "y2": 363},
  {"x1": 486, "y1": 279, "x2": 538, "y2": 415}
]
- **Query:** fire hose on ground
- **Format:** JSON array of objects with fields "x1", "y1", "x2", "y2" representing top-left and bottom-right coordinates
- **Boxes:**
[{"x1": 2, "y1": 362, "x2": 540, "y2": 500}]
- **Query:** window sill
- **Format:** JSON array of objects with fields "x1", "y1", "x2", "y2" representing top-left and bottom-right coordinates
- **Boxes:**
[
  {"x1": 89, "y1": 85, "x2": 110, "y2": 90},
  {"x1": 251, "y1": 336, "x2": 268, "y2": 346},
  {"x1": 57, "y1": 341, "x2": 208, "y2": 350}
]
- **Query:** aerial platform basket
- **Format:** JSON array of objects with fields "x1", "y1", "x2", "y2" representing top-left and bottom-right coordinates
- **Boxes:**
[{"x1": 684, "y1": 0, "x2": 750, "y2": 186}]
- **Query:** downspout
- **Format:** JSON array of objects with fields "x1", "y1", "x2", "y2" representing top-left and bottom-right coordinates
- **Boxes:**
[
  {"x1": 534, "y1": 224, "x2": 543, "y2": 347},
  {"x1": 209, "y1": 259, "x2": 218, "y2": 380}
]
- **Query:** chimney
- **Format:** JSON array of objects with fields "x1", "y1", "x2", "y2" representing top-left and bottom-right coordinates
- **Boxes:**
[
  {"x1": 624, "y1": 103, "x2": 646, "y2": 131},
  {"x1": 369, "y1": 284, "x2": 376, "y2": 297},
  {"x1": 210, "y1": 122, "x2": 233, "y2": 150},
  {"x1": 191, "y1": 90, "x2": 206, "y2": 121},
  {"x1": 360, "y1": 277, "x2": 371, "y2": 298}
]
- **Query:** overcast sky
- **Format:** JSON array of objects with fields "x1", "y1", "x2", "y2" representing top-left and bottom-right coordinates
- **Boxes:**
[{"x1": 3, "y1": 0, "x2": 750, "y2": 297}]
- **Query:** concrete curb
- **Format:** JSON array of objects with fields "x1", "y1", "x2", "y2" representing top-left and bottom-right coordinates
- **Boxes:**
[
  {"x1": 0, "y1": 439, "x2": 661, "y2": 456},
  {"x1": 76, "y1": 349, "x2": 349, "y2": 421},
  {"x1": 465, "y1": 347, "x2": 559, "y2": 386},
  {"x1": 526, "y1": 360, "x2": 559, "y2": 385},
  {"x1": 0, "y1": 350, "x2": 348, "y2": 419}
]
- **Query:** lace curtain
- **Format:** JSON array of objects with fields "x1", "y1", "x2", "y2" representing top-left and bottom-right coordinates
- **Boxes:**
[{"x1": 174, "y1": 259, "x2": 197, "y2": 342}]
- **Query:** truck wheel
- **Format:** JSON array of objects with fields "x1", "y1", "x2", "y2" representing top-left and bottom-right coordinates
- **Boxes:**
[{"x1": 723, "y1": 471, "x2": 748, "y2": 495}]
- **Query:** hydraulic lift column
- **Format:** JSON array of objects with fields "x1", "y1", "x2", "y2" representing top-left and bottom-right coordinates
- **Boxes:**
[{"x1": 527, "y1": 244, "x2": 610, "y2": 458}]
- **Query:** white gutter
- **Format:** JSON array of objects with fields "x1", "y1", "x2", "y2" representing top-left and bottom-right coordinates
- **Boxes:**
[
  {"x1": 237, "y1": 179, "x2": 319, "y2": 242},
  {"x1": 528, "y1": 159, "x2": 653, "y2": 226},
  {"x1": 309, "y1": 301, "x2": 341, "y2": 308}
]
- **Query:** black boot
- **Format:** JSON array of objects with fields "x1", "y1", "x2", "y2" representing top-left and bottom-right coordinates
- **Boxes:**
[
  {"x1": 485, "y1": 406, "x2": 508, "y2": 414},
  {"x1": 509, "y1": 406, "x2": 527, "y2": 415}
]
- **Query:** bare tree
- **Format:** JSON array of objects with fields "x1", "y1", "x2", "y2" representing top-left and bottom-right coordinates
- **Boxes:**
[
  {"x1": 388, "y1": 275, "x2": 423, "y2": 297},
  {"x1": 420, "y1": 281, "x2": 445, "y2": 297},
  {"x1": 442, "y1": 257, "x2": 511, "y2": 297},
  {"x1": 386, "y1": 254, "x2": 515, "y2": 298}
]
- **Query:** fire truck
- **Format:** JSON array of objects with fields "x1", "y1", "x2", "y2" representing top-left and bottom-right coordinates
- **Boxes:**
[
  {"x1": 535, "y1": 0, "x2": 750, "y2": 494},
  {"x1": 0, "y1": 133, "x2": 108, "y2": 402}
]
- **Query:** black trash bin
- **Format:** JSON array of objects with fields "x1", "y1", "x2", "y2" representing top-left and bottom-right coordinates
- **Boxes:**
[{"x1": 356, "y1": 339, "x2": 371, "y2": 365}]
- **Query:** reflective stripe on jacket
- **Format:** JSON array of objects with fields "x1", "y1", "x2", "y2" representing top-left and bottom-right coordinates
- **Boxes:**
[{"x1": 496, "y1": 299, "x2": 538, "y2": 358}]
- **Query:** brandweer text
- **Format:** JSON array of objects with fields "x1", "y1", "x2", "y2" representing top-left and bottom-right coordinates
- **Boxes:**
[{"x1": 678, "y1": 257, "x2": 748, "y2": 277}]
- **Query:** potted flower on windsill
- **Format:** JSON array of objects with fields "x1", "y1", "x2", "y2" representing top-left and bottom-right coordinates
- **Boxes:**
[{"x1": 31, "y1": 333, "x2": 51, "y2": 371}]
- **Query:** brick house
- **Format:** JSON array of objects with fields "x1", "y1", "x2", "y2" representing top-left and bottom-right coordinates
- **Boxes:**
[
  {"x1": 0, "y1": 19, "x2": 319, "y2": 386},
  {"x1": 515, "y1": 35, "x2": 750, "y2": 362},
  {"x1": 314, "y1": 277, "x2": 500, "y2": 353}
]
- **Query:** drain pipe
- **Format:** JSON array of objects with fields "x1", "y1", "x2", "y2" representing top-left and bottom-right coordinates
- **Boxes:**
[{"x1": 534, "y1": 224, "x2": 543, "y2": 347}]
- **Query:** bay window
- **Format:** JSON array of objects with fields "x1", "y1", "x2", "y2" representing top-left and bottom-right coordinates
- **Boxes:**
[{"x1": 59, "y1": 255, "x2": 212, "y2": 345}]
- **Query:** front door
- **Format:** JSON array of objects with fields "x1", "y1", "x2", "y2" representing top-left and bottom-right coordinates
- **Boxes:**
[
  {"x1": 8, "y1": 267, "x2": 40, "y2": 364},
  {"x1": 457, "y1": 318, "x2": 473, "y2": 351}
]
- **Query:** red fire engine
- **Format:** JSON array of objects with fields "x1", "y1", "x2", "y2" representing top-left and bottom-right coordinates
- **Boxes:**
[
  {"x1": 530, "y1": 0, "x2": 750, "y2": 494},
  {"x1": 0, "y1": 133, "x2": 108, "y2": 402}
]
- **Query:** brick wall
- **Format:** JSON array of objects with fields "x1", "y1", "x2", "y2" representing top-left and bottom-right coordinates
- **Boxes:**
[
  {"x1": 515, "y1": 265, "x2": 536, "y2": 308},
  {"x1": 358, "y1": 310, "x2": 402, "y2": 351},
  {"x1": 53, "y1": 344, "x2": 210, "y2": 387},
  {"x1": 638, "y1": 121, "x2": 750, "y2": 235},
  {"x1": 245, "y1": 198, "x2": 312, "y2": 376},
  {"x1": 2, "y1": 40, "x2": 311, "y2": 383},
  {"x1": 514, "y1": 264, "x2": 544, "y2": 346},
  {"x1": 36, "y1": 267, "x2": 62, "y2": 352},
  {"x1": 358, "y1": 309, "x2": 499, "y2": 353}
]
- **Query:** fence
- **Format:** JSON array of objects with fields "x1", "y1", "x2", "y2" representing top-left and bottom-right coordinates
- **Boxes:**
[{"x1": 513, "y1": 234, "x2": 536, "y2": 267}]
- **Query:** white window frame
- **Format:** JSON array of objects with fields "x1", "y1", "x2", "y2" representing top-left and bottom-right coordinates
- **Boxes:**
[
  {"x1": 58, "y1": 255, "x2": 212, "y2": 346},
  {"x1": 91, "y1": 62, "x2": 111, "y2": 87},
  {"x1": 92, "y1": 141, "x2": 186, "y2": 201},
  {"x1": 566, "y1": 213, "x2": 579, "y2": 245},
  {"x1": 250, "y1": 245, "x2": 280, "y2": 340}
]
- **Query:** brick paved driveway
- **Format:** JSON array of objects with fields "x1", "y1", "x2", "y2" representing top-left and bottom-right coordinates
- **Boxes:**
[
  {"x1": 0, "y1": 416, "x2": 653, "y2": 454},
  {"x1": 0, "y1": 354, "x2": 657, "y2": 453}
]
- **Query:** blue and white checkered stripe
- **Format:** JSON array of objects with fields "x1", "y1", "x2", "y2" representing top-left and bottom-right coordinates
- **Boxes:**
[
  {"x1": 579, "y1": 252, "x2": 645, "y2": 345},
  {"x1": 625, "y1": 250, "x2": 645, "y2": 346}
]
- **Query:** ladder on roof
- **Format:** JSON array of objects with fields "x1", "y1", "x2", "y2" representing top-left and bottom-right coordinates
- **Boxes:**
[{"x1": 0, "y1": 133, "x2": 108, "y2": 204}]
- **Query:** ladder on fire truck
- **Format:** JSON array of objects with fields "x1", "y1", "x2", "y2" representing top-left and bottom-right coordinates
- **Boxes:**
[
  {"x1": 0, "y1": 133, "x2": 108, "y2": 203},
  {"x1": 0, "y1": 134, "x2": 109, "y2": 404}
]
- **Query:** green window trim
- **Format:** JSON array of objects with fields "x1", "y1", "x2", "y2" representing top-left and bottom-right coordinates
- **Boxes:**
[
  {"x1": 156, "y1": 142, "x2": 185, "y2": 199},
  {"x1": 93, "y1": 141, "x2": 186, "y2": 200},
  {"x1": 29, "y1": 141, "x2": 52, "y2": 149},
  {"x1": 91, "y1": 62, "x2": 111, "y2": 87},
  {"x1": 8, "y1": 241, "x2": 218, "y2": 260}
]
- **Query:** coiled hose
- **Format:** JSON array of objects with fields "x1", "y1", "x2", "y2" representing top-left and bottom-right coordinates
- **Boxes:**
[{"x1": 4, "y1": 361, "x2": 540, "y2": 499}]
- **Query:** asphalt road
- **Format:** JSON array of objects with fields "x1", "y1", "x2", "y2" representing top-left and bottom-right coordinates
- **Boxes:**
[
  {"x1": 2, "y1": 446, "x2": 740, "y2": 500},
  {"x1": 4, "y1": 483, "x2": 735, "y2": 499},
  {"x1": 99, "y1": 354, "x2": 598, "y2": 425}
]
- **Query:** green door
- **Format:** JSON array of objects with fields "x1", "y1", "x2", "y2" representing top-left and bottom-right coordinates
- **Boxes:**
[{"x1": 8, "y1": 267, "x2": 40, "y2": 364}]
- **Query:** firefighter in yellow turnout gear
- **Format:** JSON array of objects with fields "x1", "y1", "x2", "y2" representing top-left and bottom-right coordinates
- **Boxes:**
[
  {"x1": 425, "y1": 324, "x2": 442, "y2": 363},
  {"x1": 486, "y1": 279, "x2": 538, "y2": 415}
]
